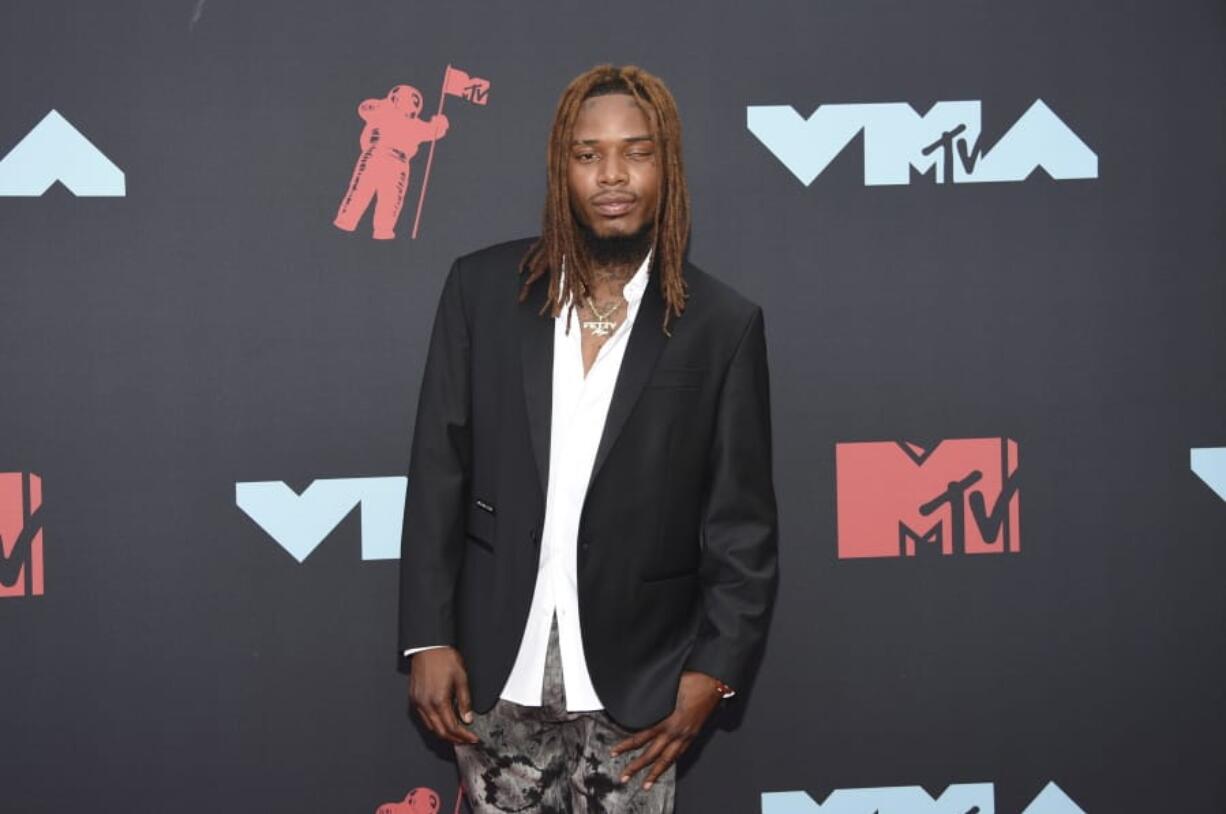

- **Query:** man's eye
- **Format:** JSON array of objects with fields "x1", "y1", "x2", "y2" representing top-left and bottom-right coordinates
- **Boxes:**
[
  {"x1": 575, "y1": 152, "x2": 596, "y2": 162},
  {"x1": 628, "y1": 151, "x2": 653, "y2": 159}
]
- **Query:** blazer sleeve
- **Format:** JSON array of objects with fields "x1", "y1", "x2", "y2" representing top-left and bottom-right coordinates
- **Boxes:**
[
  {"x1": 397, "y1": 258, "x2": 473, "y2": 667},
  {"x1": 683, "y1": 305, "x2": 779, "y2": 692}
]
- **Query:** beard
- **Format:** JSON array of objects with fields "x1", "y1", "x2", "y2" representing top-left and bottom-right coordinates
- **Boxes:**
[{"x1": 577, "y1": 218, "x2": 655, "y2": 273}]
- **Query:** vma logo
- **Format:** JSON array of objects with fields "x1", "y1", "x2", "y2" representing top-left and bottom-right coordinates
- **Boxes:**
[
  {"x1": 747, "y1": 99, "x2": 1096, "y2": 186},
  {"x1": 1191, "y1": 447, "x2": 1226, "y2": 503},
  {"x1": 236, "y1": 477, "x2": 406, "y2": 563},
  {"x1": 0, "y1": 110, "x2": 125, "y2": 196},
  {"x1": 762, "y1": 780, "x2": 1084, "y2": 813},
  {"x1": 835, "y1": 437, "x2": 1020, "y2": 559},
  {"x1": 1, "y1": 472, "x2": 45, "y2": 599}
]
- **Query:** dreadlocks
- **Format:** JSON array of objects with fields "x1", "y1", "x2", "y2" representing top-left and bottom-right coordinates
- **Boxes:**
[{"x1": 517, "y1": 64, "x2": 691, "y2": 335}]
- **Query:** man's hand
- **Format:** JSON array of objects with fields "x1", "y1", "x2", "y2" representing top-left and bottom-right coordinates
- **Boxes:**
[
  {"x1": 408, "y1": 647, "x2": 480, "y2": 745},
  {"x1": 610, "y1": 671, "x2": 726, "y2": 790}
]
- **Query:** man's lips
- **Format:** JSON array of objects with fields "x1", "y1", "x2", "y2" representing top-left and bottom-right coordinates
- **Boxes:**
[{"x1": 592, "y1": 195, "x2": 636, "y2": 216}]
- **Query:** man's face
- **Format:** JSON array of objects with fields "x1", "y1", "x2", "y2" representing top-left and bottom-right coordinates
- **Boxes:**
[{"x1": 567, "y1": 93, "x2": 661, "y2": 240}]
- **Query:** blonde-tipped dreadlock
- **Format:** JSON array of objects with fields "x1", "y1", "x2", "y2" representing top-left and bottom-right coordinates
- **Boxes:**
[{"x1": 517, "y1": 64, "x2": 691, "y2": 335}]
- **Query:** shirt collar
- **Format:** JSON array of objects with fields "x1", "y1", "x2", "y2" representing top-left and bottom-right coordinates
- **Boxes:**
[
  {"x1": 621, "y1": 248, "x2": 652, "y2": 304},
  {"x1": 561, "y1": 248, "x2": 653, "y2": 306}
]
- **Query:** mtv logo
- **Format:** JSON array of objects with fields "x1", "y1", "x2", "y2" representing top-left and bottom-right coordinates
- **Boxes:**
[
  {"x1": 0, "y1": 110, "x2": 125, "y2": 196},
  {"x1": 747, "y1": 99, "x2": 1096, "y2": 186},
  {"x1": 461, "y1": 82, "x2": 490, "y2": 104},
  {"x1": 236, "y1": 476, "x2": 406, "y2": 563},
  {"x1": 835, "y1": 437, "x2": 1020, "y2": 559},
  {"x1": 761, "y1": 780, "x2": 1085, "y2": 814},
  {"x1": 0, "y1": 472, "x2": 45, "y2": 598}
]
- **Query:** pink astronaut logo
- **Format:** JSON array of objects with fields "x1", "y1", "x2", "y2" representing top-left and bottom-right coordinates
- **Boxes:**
[
  {"x1": 334, "y1": 64, "x2": 491, "y2": 241},
  {"x1": 376, "y1": 785, "x2": 464, "y2": 814},
  {"x1": 835, "y1": 437, "x2": 1020, "y2": 559}
]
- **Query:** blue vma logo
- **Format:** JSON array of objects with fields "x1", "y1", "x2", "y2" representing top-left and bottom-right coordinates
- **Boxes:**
[
  {"x1": 0, "y1": 110, "x2": 125, "y2": 196},
  {"x1": 762, "y1": 781, "x2": 1084, "y2": 813},
  {"x1": 236, "y1": 477, "x2": 406, "y2": 563},
  {"x1": 747, "y1": 100, "x2": 1096, "y2": 186},
  {"x1": 1191, "y1": 447, "x2": 1226, "y2": 503}
]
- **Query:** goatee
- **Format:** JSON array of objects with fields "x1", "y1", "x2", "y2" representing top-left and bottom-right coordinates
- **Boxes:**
[{"x1": 577, "y1": 220, "x2": 655, "y2": 273}]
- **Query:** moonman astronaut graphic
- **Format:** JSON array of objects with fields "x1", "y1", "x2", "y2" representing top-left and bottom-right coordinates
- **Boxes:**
[
  {"x1": 334, "y1": 84, "x2": 450, "y2": 240},
  {"x1": 375, "y1": 786, "x2": 442, "y2": 814}
]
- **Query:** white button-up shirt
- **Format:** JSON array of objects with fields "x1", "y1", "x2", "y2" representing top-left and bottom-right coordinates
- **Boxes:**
[
  {"x1": 498, "y1": 250, "x2": 651, "y2": 710},
  {"x1": 406, "y1": 250, "x2": 652, "y2": 712}
]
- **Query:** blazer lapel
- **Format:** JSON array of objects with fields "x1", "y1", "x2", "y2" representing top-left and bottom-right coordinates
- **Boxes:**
[
  {"x1": 519, "y1": 276, "x2": 554, "y2": 497},
  {"x1": 587, "y1": 261, "x2": 668, "y2": 494},
  {"x1": 519, "y1": 260, "x2": 670, "y2": 500}
]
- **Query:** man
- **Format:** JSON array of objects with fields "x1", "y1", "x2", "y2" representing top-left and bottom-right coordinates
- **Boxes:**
[{"x1": 398, "y1": 64, "x2": 777, "y2": 813}]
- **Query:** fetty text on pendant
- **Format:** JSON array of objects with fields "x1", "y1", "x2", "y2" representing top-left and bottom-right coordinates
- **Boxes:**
[{"x1": 582, "y1": 318, "x2": 617, "y2": 336}]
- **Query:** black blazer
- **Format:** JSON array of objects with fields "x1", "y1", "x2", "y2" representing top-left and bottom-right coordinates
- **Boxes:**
[{"x1": 397, "y1": 237, "x2": 778, "y2": 729}]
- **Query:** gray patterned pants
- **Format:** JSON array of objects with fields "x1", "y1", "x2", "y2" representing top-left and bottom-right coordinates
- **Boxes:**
[{"x1": 455, "y1": 614, "x2": 677, "y2": 813}]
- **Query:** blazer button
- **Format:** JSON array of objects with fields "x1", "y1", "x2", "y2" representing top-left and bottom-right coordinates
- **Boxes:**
[{"x1": 579, "y1": 537, "x2": 591, "y2": 551}]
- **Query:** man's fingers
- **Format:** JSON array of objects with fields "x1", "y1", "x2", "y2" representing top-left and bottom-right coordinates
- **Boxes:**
[
  {"x1": 414, "y1": 703, "x2": 448, "y2": 743},
  {"x1": 641, "y1": 739, "x2": 687, "y2": 790},
  {"x1": 448, "y1": 671, "x2": 479, "y2": 743},
  {"x1": 610, "y1": 725, "x2": 658, "y2": 757},
  {"x1": 435, "y1": 696, "x2": 476, "y2": 745},
  {"x1": 455, "y1": 674, "x2": 475, "y2": 725},
  {"x1": 407, "y1": 653, "x2": 479, "y2": 745},
  {"x1": 620, "y1": 733, "x2": 669, "y2": 783},
  {"x1": 412, "y1": 692, "x2": 466, "y2": 745},
  {"x1": 425, "y1": 702, "x2": 465, "y2": 745}
]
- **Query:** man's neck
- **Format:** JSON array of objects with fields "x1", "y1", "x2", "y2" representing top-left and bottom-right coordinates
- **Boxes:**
[
  {"x1": 589, "y1": 258, "x2": 641, "y2": 292},
  {"x1": 577, "y1": 223, "x2": 652, "y2": 297}
]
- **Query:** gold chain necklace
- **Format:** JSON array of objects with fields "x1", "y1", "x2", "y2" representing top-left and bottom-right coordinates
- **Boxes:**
[{"x1": 581, "y1": 295, "x2": 623, "y2": 337}]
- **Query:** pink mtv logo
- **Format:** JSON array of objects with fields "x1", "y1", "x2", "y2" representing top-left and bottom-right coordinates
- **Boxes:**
[
  {"x1": 835, "y1": 438, "x2": 1020, "y2": 559},
  {"x1": 0, "y1": 472, "x2": 44, "y2": 598}
]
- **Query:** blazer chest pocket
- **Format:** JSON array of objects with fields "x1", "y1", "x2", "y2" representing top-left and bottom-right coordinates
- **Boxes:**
[
  {"x1": 465, "y1": 499, "x2": 496, "y2": 552},
  {"x1": 646, "y1": 367, "x2": 706, "y2": 390}
]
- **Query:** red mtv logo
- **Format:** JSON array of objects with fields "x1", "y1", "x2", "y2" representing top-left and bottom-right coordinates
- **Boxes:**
[
  {"x1": 0, "y1": 472, "x2": 44, "y2": 597},
  {"x1": 836, "y1": 438, "x2": 1019, "y2": 559}
]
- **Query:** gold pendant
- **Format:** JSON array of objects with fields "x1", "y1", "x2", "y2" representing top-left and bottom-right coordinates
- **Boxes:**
[{"x1": 582, "y1": 318, "x2": 616, "y2": 336}]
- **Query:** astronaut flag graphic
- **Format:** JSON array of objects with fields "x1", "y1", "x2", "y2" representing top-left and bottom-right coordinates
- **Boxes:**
[{"x1": 332, "y1": 65, "x2": 490, "y2": 241}]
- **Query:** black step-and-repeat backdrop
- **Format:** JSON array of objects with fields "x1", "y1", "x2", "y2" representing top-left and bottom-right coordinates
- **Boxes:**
[{"x1": 3, "y1": 1, "x2": 1225, "y2": 812}]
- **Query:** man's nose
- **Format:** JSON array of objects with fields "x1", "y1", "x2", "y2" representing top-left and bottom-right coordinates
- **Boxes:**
[{"x1": 597, "y1": 153, "x2": 629, "y2": 185}]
